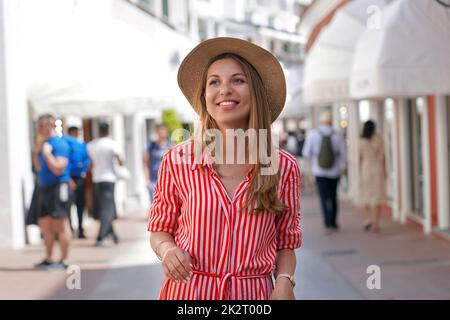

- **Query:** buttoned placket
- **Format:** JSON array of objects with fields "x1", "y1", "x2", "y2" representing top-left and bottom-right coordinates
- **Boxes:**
[
  {"x1": 191, "y1": 150, "x2": 256, "y2": 298},
  {"x1": 208, "y1": 164, "x2": 254, "y2": 298}
]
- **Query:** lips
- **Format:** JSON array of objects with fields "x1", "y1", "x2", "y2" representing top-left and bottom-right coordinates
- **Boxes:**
[{"x1": 217, "y1": 100, "x2": 239, "y2": 110}]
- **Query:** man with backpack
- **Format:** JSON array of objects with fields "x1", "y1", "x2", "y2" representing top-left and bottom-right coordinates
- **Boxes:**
[{"x1": 302, "y1": 110, "x2": 347, "y2": 234}]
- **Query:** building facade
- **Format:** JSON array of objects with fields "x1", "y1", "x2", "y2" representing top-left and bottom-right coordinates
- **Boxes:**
[{"x1": 299, "y1": 0, "x2": 450, "y2": 238}]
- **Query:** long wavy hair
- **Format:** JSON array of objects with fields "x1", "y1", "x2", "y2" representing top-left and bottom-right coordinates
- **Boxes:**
[{"x1": 190, "y1": 53, "x2": 287, "y2": 215}]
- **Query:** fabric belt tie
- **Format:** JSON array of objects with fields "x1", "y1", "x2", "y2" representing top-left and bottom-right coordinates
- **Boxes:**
[{"x1": 192, "y1": 270, "x2": 272, "y2": 300}]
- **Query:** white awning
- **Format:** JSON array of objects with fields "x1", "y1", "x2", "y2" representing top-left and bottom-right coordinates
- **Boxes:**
[
  {"x1": 298, "y1": 0, "x2": 342, "y2": 39},
  {"x1": 302, "y1": 0, "x2": 386, "y2": 105},
  {"x1": 350, "y1": 0, "x2": 450, "y2": 99},
  {"x1": 19, "y1": 0, "x2": 197, "y2": 121}
]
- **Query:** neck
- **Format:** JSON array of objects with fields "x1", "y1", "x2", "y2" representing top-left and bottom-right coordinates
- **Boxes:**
[{"x1": 218, "y1": 126, "x2": 250, "y2": 165}]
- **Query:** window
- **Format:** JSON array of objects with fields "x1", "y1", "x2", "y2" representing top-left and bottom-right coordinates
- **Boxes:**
[
  {"x1": 358, "y1": 100, "x2": 370, "y2": 123},
  {"x1": 268, "y1": 16, "x2": 275, "y2": 28},
  {"x1": 162, "y1": 0, "x2": 169, "y2": 19},
  {"x1": 139, "y1": 0, "x2": 154, "y2": 12},
  {"x1": 198, "y1": 19, "x2": 208, "y2": 41},
  {"x1": 280, "y1": 0, "x2": 289, "y2": 11}
]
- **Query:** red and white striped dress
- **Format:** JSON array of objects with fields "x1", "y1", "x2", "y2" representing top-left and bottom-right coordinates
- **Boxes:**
[{"x1": 147, "y1": 140, "x2": 302, "y2": 300}]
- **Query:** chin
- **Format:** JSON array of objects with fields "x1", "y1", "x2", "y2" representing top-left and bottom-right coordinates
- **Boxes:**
[{"x1": 216, "y1": 116, "x2": 249, "y2": 129}]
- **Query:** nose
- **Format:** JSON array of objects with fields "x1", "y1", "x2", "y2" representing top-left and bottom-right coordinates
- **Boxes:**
[{"x1": 219, "y1": 81, "x2": 233, "y2": 96}]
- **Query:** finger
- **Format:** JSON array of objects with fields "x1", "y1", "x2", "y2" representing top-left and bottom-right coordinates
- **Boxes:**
[
  {"x1": 175, "y1": 251, "x2": 193, "y2": 275},
  {"x1": 173, "y1": 259, "x2": 189, "y2": 280},
  {"x1": 183, "y1": 251, "x2": 194, "y2": 270},
  {"x1": 162, "y1": 263, "x2": 178, "y2": 282},
  {"x1": 165, "y1": 262, "x2": 179, "y2": 282},
  {"x1": 162, "y1": 250, "x2": 183, "y2": 281},
  {"x1": 167, "y1": 260, "x2": 185, "y2": 282}
]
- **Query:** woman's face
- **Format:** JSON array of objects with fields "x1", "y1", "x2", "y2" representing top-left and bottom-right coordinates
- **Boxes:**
[{"x1": 204, "y1": 58, "x2": 251, "y2": 130}]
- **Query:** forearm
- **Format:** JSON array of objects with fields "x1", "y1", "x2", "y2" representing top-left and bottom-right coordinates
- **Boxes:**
[
  {"x1": 143, "y1": 153, "x2": 150, "y2": 181},
  {"x1": 32, "y1": 152, "x2": 41, "y2": 172},
  {"x1": 271, "y1": 249, "x2": 297, "y2": 299},
  {"x1": 143, "y1": 164, "x2": 150, "y2": 181},
  {"x1": 150, "y1": 231, "x2": 177, "y2": 259},
  {"x1": 116, "y1": 154, "x2": 124, "y2": 167},
  {"x1": 274, "y1": 249, "x2": 296, "y2": 278},
  {"x1": 83, "y1": 158, "x2": 91, "y2": 176},
  {"x1": 44, "y1": 154, "x2": 67, "y2": 176}
]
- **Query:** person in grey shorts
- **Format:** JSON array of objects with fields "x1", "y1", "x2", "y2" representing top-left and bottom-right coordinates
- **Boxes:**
[{"x1": 32, "y1": 114, "x2": 72, "y2": 270}]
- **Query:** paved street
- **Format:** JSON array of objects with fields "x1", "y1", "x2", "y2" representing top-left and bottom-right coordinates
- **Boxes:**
[{"x1": 1, "y1": 190, "x2": 450, "y2": 300}]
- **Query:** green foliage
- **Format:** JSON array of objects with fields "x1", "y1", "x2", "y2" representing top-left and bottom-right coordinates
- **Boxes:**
[{"x1": 162, "y1": 109, "x2": 185, "y2": 144}]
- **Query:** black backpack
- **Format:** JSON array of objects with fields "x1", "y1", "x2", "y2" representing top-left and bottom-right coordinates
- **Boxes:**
[{"x1": 318, "y1": 132, "x2": 335, "y2": 169}]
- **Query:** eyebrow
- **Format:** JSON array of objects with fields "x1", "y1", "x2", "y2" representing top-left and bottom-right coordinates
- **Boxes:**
[{"x1": 207, "y1": 73, "x2": 246, "y2": 79}]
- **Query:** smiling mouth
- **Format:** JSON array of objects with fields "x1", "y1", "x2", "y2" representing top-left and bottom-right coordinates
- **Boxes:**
[{"x1": 217, "y1": 100, "x2": 239, "y2": 110}]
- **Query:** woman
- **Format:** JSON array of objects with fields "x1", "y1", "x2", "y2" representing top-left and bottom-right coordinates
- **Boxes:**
[
  {"x1": 147, "y1": 37, "x2": 301, "y2": 300},
  {"x1": 358, "y1": 120, "x2": 387, "y2": 233}
]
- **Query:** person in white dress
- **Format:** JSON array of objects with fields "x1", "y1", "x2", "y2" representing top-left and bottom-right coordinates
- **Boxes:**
[{"x1": 357, "y1": 120, "x2": 387, "y2": 233}]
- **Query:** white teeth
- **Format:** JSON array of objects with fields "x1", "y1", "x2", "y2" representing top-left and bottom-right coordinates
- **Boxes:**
[{"x1": 219, "y1": 101, "x2": 237, "y2": 106}]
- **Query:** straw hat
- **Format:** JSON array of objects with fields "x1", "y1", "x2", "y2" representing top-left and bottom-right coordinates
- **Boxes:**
[{"x1": 177, "y1": 37, "x2": 286, "y2": 123}]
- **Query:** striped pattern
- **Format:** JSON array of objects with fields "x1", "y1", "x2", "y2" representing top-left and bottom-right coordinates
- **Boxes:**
[{"x1": 147, "y1": 140, "x2": 302, "y2": 300}]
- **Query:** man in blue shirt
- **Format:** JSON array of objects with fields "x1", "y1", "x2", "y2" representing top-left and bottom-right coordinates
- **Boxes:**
[
  {"x1": 65, "y1": 126, "x2": 91, "y2": 239},
  {"x1": 32, "y1": 114, "x2": 71, "y2": 270},
  {"x1": 143, "y1": 123, "x2": 171, "y2": 203}
]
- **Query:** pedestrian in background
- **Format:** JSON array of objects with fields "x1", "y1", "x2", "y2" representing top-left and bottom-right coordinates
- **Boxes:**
[
  {"x1": 87, "y1": 122, "x2": 123, "y2": 246},
  {"x1": 143, "y1": 123, "x2": 171, "y2": 203},
  {"x1": 296, "y1": 129, "x2": 306, "y2": 159},
  {"x1": 357, "y1": 120, "x2": 387, "y2": 233},
  {"x1": 296, "y1": 128, "x2": 314, "y2": 194},
  {"x1": 32, "y1": 114, "x2": 72, "y2": 270},
  {"x1": 148, "y1": 37, "x2": 301, "y2": 300},
  {"x1": 302, "y1": 110, "x2": 347, "y2": 234},
  {"x1": 285, "y1": 131, "x2": 298, "y2": 156},
  {"x1": 65, "y1": 126, "x2": 91, "y2": 239}
]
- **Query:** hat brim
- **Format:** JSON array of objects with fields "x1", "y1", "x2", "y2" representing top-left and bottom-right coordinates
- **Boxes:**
[{"x1": 177, "y1": 37, "x2": 286, "y2": 123}]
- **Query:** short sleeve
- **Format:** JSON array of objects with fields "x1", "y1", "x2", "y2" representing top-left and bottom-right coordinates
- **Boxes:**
[
  {"x1": 275, "y1": 162, "x2": 302, "y2": 250},
  {"x1": 52, "y1": 139, "x2": 70, "y2": 159},
  {"x1": 147, "y1": 152, "x2": 180, "y2": 236},
  {"x1": 147, "y1": 141, "x2": 155, "y2": 153},
  {"x1": 112, "y1": 141, "x2": 122, "y2": 157}
]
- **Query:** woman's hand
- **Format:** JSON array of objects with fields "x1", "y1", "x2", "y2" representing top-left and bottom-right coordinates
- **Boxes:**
[
  {"x1": 270, "y1": 278, "x2": 295, "y2": 300},
  {"x1": 160, "y1": 243, "x2": 193, "y2": 283}
]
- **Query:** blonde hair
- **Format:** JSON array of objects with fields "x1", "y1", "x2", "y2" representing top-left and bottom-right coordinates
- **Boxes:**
[{"x1": 191, "y1": 53, "x2": 287, "y2": 215}]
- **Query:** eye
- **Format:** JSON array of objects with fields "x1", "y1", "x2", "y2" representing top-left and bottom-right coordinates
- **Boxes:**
[
  {"x1": 208, "y1": 79, "x2": 219, "y2": 86},
  {"x1": 233, "y1": 78, "x2": 246, "y2": 84}
]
